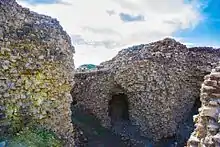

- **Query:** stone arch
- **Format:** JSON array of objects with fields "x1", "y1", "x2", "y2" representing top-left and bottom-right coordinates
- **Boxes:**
[{"x1": 108, "y1": 93, "x2": 129, "y2": 124}]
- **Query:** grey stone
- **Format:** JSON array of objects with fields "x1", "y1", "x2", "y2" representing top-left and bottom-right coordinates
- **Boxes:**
[
  {"x1": 0, "y1": 0, "x2": 76, "y2": 146},
  {"x1": 72, "y1": 38, "x2": 220, "y2": 142}
]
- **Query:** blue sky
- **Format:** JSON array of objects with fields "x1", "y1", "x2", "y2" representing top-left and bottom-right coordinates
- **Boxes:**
[
  {"x1": 175, "y1": 0, "x2": 220, "y2": 47},
  {"x1": 21, "y1": 0, "x2": 220, "y2": 47},
  {"x1": 18, "y1": 0, "x2": 220, "y2": 66},
  {"x1": 119, "y1": 13, "x2": 145, "y2": 22}
]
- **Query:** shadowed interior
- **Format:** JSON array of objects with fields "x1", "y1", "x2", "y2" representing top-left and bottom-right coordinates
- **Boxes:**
[{"x1": 108, "y1": 93, "x2": 129, "y2": 124}]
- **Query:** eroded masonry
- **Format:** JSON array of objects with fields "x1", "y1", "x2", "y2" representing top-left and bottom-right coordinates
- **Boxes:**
[
  {"x1": 2, "y1": 0, "x2": 220, "y2": 146},
  {"x1": 72, "y1": 38, "x2": 220, "y2": 143},
  {"x1": 187, "y1": 65, "x2": 220, "y2": 146},
  {"x1": 0, "y1": 0, "x2": 75, "y2": 146}
]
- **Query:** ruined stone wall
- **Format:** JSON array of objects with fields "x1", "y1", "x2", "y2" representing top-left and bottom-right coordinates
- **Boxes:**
[
  {"x1": 187, "y1": 64, "x2": 220, "y2": 147},
  {"x1": 188, "y1": 47, "x2": 220, "y2": 73},
  {"x1": 0, "y1": 0, "x2": 75, "y2": 145},
  {"x1": 72, "y1": 69, "x2": 114, "y2": 127},
  {"x1": 184, "y1": 47, "x2": 220, "y2": 110},
  {"x1": 188, "y1": 47, "x2": 220, "y2": 90},
  {"x1": 72, "y1": 38, "x2": 220, "y2": 142}
]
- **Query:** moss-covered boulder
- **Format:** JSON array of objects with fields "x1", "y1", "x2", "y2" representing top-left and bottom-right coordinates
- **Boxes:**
[{"x1": 0, "y1": 0, "x2": 75, "y2": 145}]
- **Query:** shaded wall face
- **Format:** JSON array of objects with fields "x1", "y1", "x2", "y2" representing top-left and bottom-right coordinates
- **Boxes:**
[
  {"x1": 0, "y1": 1, "x2": 75, "y2": 145},
  {"x1": 72, "y1": 71, "x2": 114, "y2": 127}
]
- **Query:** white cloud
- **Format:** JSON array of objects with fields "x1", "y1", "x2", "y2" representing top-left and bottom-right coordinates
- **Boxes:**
[{"x1": 17, "y1": 0, "x2": 203, "y2": 67}]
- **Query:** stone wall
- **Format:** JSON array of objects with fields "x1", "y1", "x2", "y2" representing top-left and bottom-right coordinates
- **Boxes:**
[
  {"x1": 187, "y1": 64, "x2": 220, "y2": 146},
  {"x1": 188, "y1": 47, "x2": 220, "y2": 91},
  {"x1": 72, "y1": 38, "x2": 220, "y2": 142},
  {"x1": 0, "y1": 0, "x2": 75, "y2": 145}
]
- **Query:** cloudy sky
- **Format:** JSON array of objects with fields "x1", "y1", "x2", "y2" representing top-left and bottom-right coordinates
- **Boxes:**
[{"x1": 17, "y1": 0, "x2": 220, "y2": 67}]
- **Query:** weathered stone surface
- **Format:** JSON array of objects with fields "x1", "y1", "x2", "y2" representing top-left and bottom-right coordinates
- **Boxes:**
[
  {"x1": 72, "y1": 38, "x2": 220, "y2": 142},
  {"x1": 0, "y1": 0, "x2": 75, "y2": 145},
  {"x1": 187, "y1": 64, "x2": 220, "y2": 147}
]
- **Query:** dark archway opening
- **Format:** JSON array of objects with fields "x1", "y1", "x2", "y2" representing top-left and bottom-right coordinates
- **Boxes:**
[{"x1": 108, "y1": 93, "x2": 129, "y2": 124}]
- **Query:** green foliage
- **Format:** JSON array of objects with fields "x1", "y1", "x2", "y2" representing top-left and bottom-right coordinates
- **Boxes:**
[
  {"x1": 79, "y1": 64, "x2": 97, "y2": 69},
  {"x1": 6, "y1": 127, "x2": 63, "y2": 147}
]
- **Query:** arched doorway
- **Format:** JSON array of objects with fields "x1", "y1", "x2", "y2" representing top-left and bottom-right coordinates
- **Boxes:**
[{"x1": 108, "y1": 93, "x2": 129, "y2": 124}]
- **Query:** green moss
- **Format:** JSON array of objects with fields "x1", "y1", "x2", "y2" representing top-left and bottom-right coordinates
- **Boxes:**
[
  {"x1": 2, "y1": 42, "x2": 73, "y2": 141},
  {"x1": 7, "y1": 127, "x2": 63, "y2": 147},
  {"x1": 5, "y1": 104, "x2": 23, "y2": 133},
  {"x1": 9, "y1": 42, "x2": 39, "y2": 50}
]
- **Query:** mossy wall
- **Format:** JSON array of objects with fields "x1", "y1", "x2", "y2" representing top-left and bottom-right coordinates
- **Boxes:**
[{"x1": 0, "y1": 0, "x2": 75, "y2": 145}]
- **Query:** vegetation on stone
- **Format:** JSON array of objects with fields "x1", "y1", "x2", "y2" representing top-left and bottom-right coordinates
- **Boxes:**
[
  {"x1": 0, "y1": 0, "x2": 75, "y2": 146},
  {"x1": 2, "y1": 0, "x2": 220, "y2": 147},
  {"x1": 1, "y1": 127, "x2": 63, "y2": 147},
  {"x1": 76, "y1": 64, "x2": 98, "y2": 72}
]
